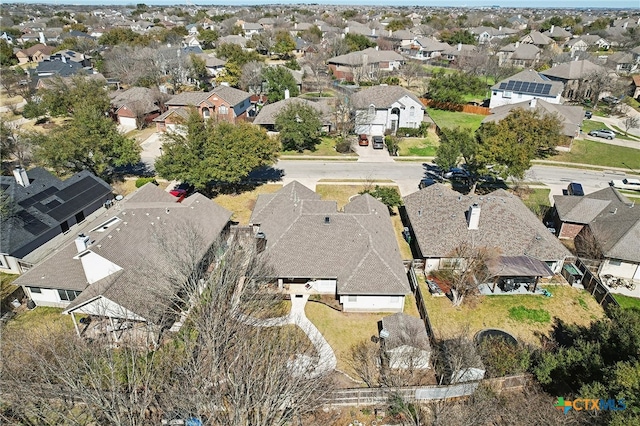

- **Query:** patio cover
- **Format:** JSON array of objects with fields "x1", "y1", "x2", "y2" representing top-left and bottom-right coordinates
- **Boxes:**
[{"x1": 488, "y1": 256, "x2": 554, "y2": 277}]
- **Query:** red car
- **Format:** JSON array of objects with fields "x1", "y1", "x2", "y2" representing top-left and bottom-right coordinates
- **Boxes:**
[{"x1": 358, "y1": 134, "x2": 369, "y2": 146}]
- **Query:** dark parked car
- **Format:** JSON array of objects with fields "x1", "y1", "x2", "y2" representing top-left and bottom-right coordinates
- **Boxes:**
[
  {"x1": 419, "y1": 178, "x2": 437, "y2": 189},
  {"x1": 567, "y1": 182, "x2": 584, "y2": 196},
  {"x1": 601, "y1": 96, "x2": 620, "y2": 105},
  {"x1": 444, "y1": 167, "x2": 470, "y2": 180},
  {"x1": 584, "y1": 111, "x2": 592, "y2": 119},
  {"x1": 424, "y1": 171, "x2": 444, "y2": 182},
  {"x1": 358, "y1": 133, "x2": 369, "y2": 146},
  {"x1": 372, "y1": 135, "x2": 384, "y2": 149}
]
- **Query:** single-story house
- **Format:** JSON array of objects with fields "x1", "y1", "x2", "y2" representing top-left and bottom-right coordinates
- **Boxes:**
[
  {"x1": 249, "y1": 181, "x2": 411, "y2": 312},
  {"x1": 351, "y1": 85, "x2": 427, "y2": 135},
  {"x1": 109, "y1": 86, "x2": 161, "y2": 131},
  {"x1": 400, "y1": 36, "x2": 450, "y2": 61},
  {"x1": 154, "y1": 86, "x2": 251, "y2": 132},
  {"x1": 14, "y1": 183, "x2": 232, "y2": 340},
  {"x1": 252, "y1": 97, "x2": 333, "y2": 133},
  {"x1": 1, "y1": 167, "x2": 113, "y2": 275},
  {"x1": 496, "y1": 42, "x2": 541, "y2": 68},
  {"x1": 380, "y1": 313, "x2": 431, "y2": 369},
  {"x1": 489, "y1": 69, "x2": 564, "y2": 109},
  {"x1": 402, "y1": 184, "x2": 571, "y2": 275}
]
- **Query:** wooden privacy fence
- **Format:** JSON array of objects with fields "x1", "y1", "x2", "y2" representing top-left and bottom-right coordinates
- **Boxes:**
[
  {"x1": 325, "y1": 374, "x2": 529, "y2": 406},
  {"x1": 420, "y1": 98, "x2": 491, "y2": 115},
  {"x1": 407, "y1": 267, "x2": 435, "y2": 341},
  {"x1": 575, "y1": 258, "x2": 619, "y2": 309}
]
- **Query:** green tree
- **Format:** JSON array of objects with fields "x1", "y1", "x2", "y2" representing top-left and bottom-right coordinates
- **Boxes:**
[
  {"x1": 387, "y1": 18, "x2": 412, "y2": 31},
  {"x1": 198, "y1": 28, "x2": 219, "y2": 49},
  {"x1": 262, "y1": 66, "x2": 299, "y2": 102},
  {"x1": 34, "y1": 107, "x2": 139, "y2": 179},
  {"x1": 360, "y1": 185, "x2": 403, "y2": 214},
  {"x1": 344, "y1": 33, "x2": 375, "y2": 52},
  {"x1": 189, "y1": 54, "x2": 210, "y2": 90},
  {"x1": 214, "y1": 61, "x2": 241, "y2": 87},
  {"x1": 39, "y1": 75, "x2": 110, "y2": 117},
  {"x1": 475, "y1": 108, "x2": 562, "y2": 180},
  {"x1": 155, "y1": 112, "x2": 278, "y2": 191},
  {"x1": 275, "y1": 102, "x2": 322, "y2": 152},
  {"x1": 273, "y1": 30, "x2": 296, "y2": 59},
  {"x1": 440, "y1": 30, "x2": 476, "y2": 45},
  {"x1": 0, "y1": 39, "x2": 16, "y2": 66},
  {"x1": 216, "y1": 43, "x2": 262, "y2": 67},
  {"x1": 98, "y1": 28, "x2": 142, "y2": 46},
  {"x1": 428, "y1": 70, "x2": 486, "y2": 105}
]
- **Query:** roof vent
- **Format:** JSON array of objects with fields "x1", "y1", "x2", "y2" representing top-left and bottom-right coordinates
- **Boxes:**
[
  {"x1": 380, "y1": 329, "x2": 390, "y2": 339},
  {"x1": 467, "y1": 203, "x2": 481, "y2": 230},
  {"x1": 74, "y1": 234, "x2": 90, "y2": 253},
  {"x1": 324, "y1": 216, "x2": 330, "y2": 224}
]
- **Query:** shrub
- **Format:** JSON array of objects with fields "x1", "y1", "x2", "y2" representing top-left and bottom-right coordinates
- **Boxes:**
[
  {"x1": 384, "y1": 135, "x2": 399, "y2": 156},
  {"x1": 477, "y1": 336, "x2": 531, "y2": 378},
  {"x1": 334, "y1": 137, "x2": 352, "y2": 153},
  {"x1": 135, "y1": 177, "x2": 158, "y2": 188}
]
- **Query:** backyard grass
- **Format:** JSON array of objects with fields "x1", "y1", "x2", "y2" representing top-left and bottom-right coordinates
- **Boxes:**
[
  {"x1": 515, "y1": 187, "x2": 551, "y2": 216},
  {"x1": 281, "y1": 136, "x2": 357, "y2": 157},
  {"x1": 613, "y1": 294, "x2": 640, "y2": 310},
  {"x1": 5, "y1": 306, "x2": 75, "y2": 334},
  {"x1": 1, "y1": 272, "x2": 19, "y2": 300},
  {"x1": 421, "y1": 283, "x2": 605, "y2": 344},
  {"x1": 426, "y1": 108, "x2": 485, "y2": 133},
  {"x1": 551, "y1": 139, "x2": 640, "y2": 170},
  {"x1": 397, "y1": 132, "x2": 440, "y2": 157},
  {"x1": 213, "y1": 183, "x2": 283, "y2": 224}
]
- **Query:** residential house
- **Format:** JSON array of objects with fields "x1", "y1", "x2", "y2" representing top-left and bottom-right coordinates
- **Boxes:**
[
  {"x1": 441, "y1": 43, "x2": 479, "y2": 64},
  {"x1": 400, "y1": 36, "x2": 450, "y2": 61},
  {"x1": 631, "y1": 75, "x2": 640, "y2": 100},
  {"x1": 380, "y1": 313, "x2": 431, "y2": 370},
  {"x1": 540, "y1": 59, "x2": 609, "y2": 101},
  {"x1": 0, "y1": 167, "x2": 113, "y2": 275},
  {"x1": 565, "y1": 35, "x2": 610, "y2": 54},
  {"x1": 489, "y1": 69, "x2": 564, "y2": 109},
  {"x1": 327, "y1": 47, "x2": 404, "y2": 83},
  {"x1": 351, "y1": 85, "x2": 426, "y2": 135},
  {"x1": 182, "y1": 35, "x2": 202, "y2": 49},
  {"x1": 543, "y1": 25, "x2": 572, "y2": 43},
  {"x1": 217, "y1": 34, "x2": 247, "y2": 48},
  {"x1": 109, "y1": 87, "x2": 161, "y2": 131},
  {"x1": 470, "y1": 26, "x2": 517, "y2": 45},
  {"x1": 607, "y1": 51, "x2": 638, "y2": 74},
  {"x1": 194, "y1": 54, "x2": 227, "y2": 77},
  {"x1": 154, "y1": 86, "x2": 251, "y2": 132},
  {"x1": 484, "y1": 98, "x2": 584, "y2": 139},
  {"x1": 508, "y1": 15, "x2": 529, "y2": 30},
  {"x1": 252, "y1": 97, "x2": 333, "y2": 132},
  {"x1": 385, "y1": 30, "x2": 417, "y2": 49},
  {"x1": 241, "y1": 22, "x2": 263, "y2": 37},
  {"x1": 15, "y1": 43, "x2": 55, "y2": 65},
  {"x1": 248, "y1": 181, "x2": 411, "y2": 312},
  {"x1": 497, "y1": 42, "x2": 541, "y2": 68},
  {"x1": 402, "y1": 184, "x2": 571, "y2": 275},
  {"x1": 0, "y1": 31, "x2": 13, "y2": 44},
  {"x1": 14, "y1": 184, "x2": 232, "y2": 342},
  {"x1": 519, "y1": 30, "x2": 555, "y2": 49}
]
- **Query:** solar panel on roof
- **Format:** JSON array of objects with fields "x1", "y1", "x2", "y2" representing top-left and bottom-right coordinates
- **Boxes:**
[
  {"x1": 513, "y1": 81, "x2": 522, "y2": 91},
  {"x1": 542, "y1": 84, "x2": 551, "y2": 95},
  {"x1": 506, "y1": 81, "x2": 515, "y2": 90},
  {"x1": 46, "y1": 199, "x2": 61, "y2": 209},
  {"x1": 48, "y1": 196, "x2": 92, "y2": 221},
  {"x1": 56, "y1": 177, "x2": 97, "y2": 201},
  {"x1": 33, "y1": 202, "x2": 49, "y2": 213},
  {"x1": 499, "y1": 83, "x2": 507, "y2": 89},
  {"x1": 18, "y1": 198, "x2": 36, "y2": 208}
]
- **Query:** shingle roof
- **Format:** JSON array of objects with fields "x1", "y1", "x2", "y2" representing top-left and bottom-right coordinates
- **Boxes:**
[
  {"x1": 403, "y1": 184, "x2": 571, "y2": 262},
  {"x1": 1, "y1": 168, "x2": 112, "y2": 259},
  {"x1": 484, "y1": 99, "x2": 583, "y2": 137},
  {"x1": 109, "y1": 86, "x2": 158, "y2": 114},
  {"x1": 487, "y1": 255, "x2": 554, "y2": 277},
  {"x1": 381, "y1": 313, "x2": 430, "y2": 351},
  {"x1": 15, "y1": 184, "x2": 232, "y2": 323},
  {"x1": 553, "y1": 195, "x2": 611, "y2": 224},
  {"x1": 491, "y1": 69, "x2": 563, "y2": 97},
  {"x1": 541, "y1": 59, "x2": 607, "y2": 81},
  {"x1": 166, "y1": 86, "x2": 250, "y2": 108},
  {"x1": 328, "y1": 47, "x2": 403, "y2": 66},
  {"x1": 252, "y1": 97, "x2": 332, "y2": 126},
  {"x1": 521, "y1": 30, "x2": 553, "y2": 45},
  {"x1": 250, "y1": 181, "x2": 410, "y2": 296},
  {"x1": 351, "y1": 85, "x2": 425, "y2": 110}
]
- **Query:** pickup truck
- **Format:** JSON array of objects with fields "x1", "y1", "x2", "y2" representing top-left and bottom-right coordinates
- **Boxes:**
[{"x1": 609, "y1": 178, "x2": 640, "y2": 191}]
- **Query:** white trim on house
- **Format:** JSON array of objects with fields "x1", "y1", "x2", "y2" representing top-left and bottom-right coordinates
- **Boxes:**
[
  {"x1": 339, "y1": 294, "x2": 405, "y2": 312},
  {"x1": 63, "y1": 295, "x2": 147, "y2": 322},
  {"x1": 599, "y1": 258, "x2": 640, "y2": 281}
]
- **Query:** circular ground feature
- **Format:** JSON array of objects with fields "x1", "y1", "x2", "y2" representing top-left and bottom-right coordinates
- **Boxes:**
[{"x1": 475, "y1": 329, "x2": 518, "y2": 346}]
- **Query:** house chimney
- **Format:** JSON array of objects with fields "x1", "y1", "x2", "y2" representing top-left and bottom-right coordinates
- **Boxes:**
[
  {"x1": 467, "y1": 203, "x2": 481, "y2": 230},
  {"x1": 284, "y1": 88, "x2": 290, "y2": 99},
  {"x1": 39, "y1": 31, "x2": 45, "y2": 44},
  {"x1": 375, "y1": 45, "x2": 378, "y2": 51},
  {"x1": 294, "y1": 22, "x2": 297, "y2": 30},
  {"x1": 515, "y1": 41, "x2": 519, "y2": 48},
  {"x1": 498, "y1": 26, "x2": 502, "y2": 31},
  {"x1": 12, "y1": 167, "x2": 30, "y2": 187},
  {"x1": 371, "y1": 28, "x2": 375, "y2": 36},
  {"x1": 529, "y1": 98, "x2": 537, "y2": 108},
  {"x1": 344, "y1": 26, "x2": 349, "y2": 34},
  {"x1": 255, "y1": 231, "x2": 266, "y2": 253},
  {"x1": 74, "y1": 234, "x2": 90, "y2": 253},
  {"x1": 550, "y1": 25, "x2": 555, "y2": 33},
  {"x1": 62, "y1": 55, "x2": 67, "y2": 63},
  {"x1": 457, "y1": 42, "x2": 462, "y2": 51}
]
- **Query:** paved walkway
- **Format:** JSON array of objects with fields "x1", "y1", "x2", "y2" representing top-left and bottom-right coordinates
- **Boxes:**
[{"x1": 243, "y1": 294, "x2": 337, "y2": 378}]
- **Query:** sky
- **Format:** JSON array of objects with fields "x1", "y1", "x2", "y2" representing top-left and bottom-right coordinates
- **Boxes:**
[{"x1": 6, "y1": 0, "x2": 640, "y2": 8}]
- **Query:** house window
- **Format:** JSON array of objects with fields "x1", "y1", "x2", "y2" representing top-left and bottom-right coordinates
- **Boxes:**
[
  {"x1": 609, "y1": 260, "x2": 622, "y2": 266},
  {"x1": 30, "y1": 286, "x2": 42, "y2": 294},
  {"x1": 503, "y1": 91, "x2": 512, "y2": 98},
  {"x1": 219, "y1": 105, "x2": 228, "y2": 115},
  {"x1": 409, "y1": 106, "x2": 415, "y2": 117},
  {"x1": 202, "y1": 107, "x2": 210, "y2": 119},
  {"x1": 348, "y1": 295, "x2": 357, "y2": 302},
  {"x1": 368, "y1": 105, "x2": 375, "y2": 116},
  {"x1": 58, "y1": 289, "x2": 80, "y2": 302},
  {"x1": 390, "y1": 295, "x2": 399, "y2": 303}
]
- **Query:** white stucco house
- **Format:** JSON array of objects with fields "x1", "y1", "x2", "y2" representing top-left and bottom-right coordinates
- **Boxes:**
[
  {"x1": 351, "y1": 85, "x2": 427, "y2": 135},
  {"x1": 249, "y1": 181, "x2": 411, "y2": 313},
  {"x1": 489, "y1": 69, "x2": 564, "y2": 109}
]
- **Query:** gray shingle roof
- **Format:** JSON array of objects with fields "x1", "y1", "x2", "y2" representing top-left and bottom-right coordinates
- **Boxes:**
[
  {"x1": 491, "y1": 69, "x2": 564, "y2": 97},
  {"x1": 541, "y1": 59, "x2": 607, "y2": 81},
  {"x1": 328, "y1": 47, "x2": 403, "y2": 67},
  {"x1": 109, "y1": 86, "x2": 158, "y2": 114},
  {"x1": 381, "y1": 313, "x2": 430, "y2": 351},
  {"x1": 252, "y1": 97, "x2": 332, "y2": 126},
  {"x1": 250, "y1": 181, "x2": 409, "y2": 296},
  {"x1": 166, "y1": 86, "x2": 250, "y2": 108},
  {"x1": 351, "y1": 85, "x2": 425, "y2": 110},
  {"x1": 553, "y1": 195, "x2": 611, "y2": 224},
  {"x1": 403, "y1": 184, "x2": 571, "y2": 262},
  {"x1": 15, "y1": 183, "x2": 232, "y2": 323}
]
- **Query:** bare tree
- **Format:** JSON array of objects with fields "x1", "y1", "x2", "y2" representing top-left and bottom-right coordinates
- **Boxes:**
[
  {"x1": 240, "y1": 61, "x2": 265, "y2": 94},
  {"x1": 348, "y1": 339, "x2": 381, "y2": 387},
  {"x1": 399, "y1": 61, "x2": 425, "y2": 90},
  {"x1": 302, "y1": 49, "x2": 330, "y2": 95},
  {"x1": 441, "y1": 243, "x2": 497, "y2": 307},
  {"x1": 0, "y1": 119, "x2": 36, "y2": 166},
  {"x1": 334, "y1": 96, "x2": 356, "y2": 138},
  {"x1": 622, "y1": 114, "x2": 639, "y2": 135}
]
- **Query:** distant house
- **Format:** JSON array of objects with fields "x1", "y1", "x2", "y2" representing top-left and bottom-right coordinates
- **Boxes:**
[
  {"x1": 497, "y1": 42, "x2": 541, "y2": 68},
  {"x1": 400, "y1": 36, "x2": 449, "y2": 61},
  {"x1": 489, "y1": 69, "x2": 564, "y2": 109},
  {"x1": 632, "y1": 75, "x2": 640, "y2": 100},
  {"x1": 13, "y1": 184, "x2": 232, "y2": 343},
  {"x1": 519, "y1": 30, "x2": 555, "y2": 49},
  {"x1": 0, "y1": 167, "x2": 113, "y2": 275},
  {"x1": 217, "y1": 34, "x2": 247, "y2": 48},
  {"x1": 327, "y1": 47, "x2": 404, "y2": 82},
  {"x1": 380, "y1": 313, "x2": 431, "y2": 370},
  {"x1": 606, "y1": 51, "x2": 638, "y2": 74},
  {"x1": 543, "y1": 25, "x2": 572, "y2": 43},
  {"x1": 470, "y1": 26, "x2": 517, "y2": 44},
  {"x1": 15, "y1": 43, "x2": 55, "y2": 64},
  {"x1": 441, "y1": 43, "x2": 479, "y2": 64},
  {"x1": 109, "y1": 87, "x2": 161, "y2": 131},
  {"x1": 154, "y1": 86, "x2": 251, "y2": 132},
  {"x1": 193, "y1": 54, "x2": 227, "y2": 76},
  {"x1": 252, "y1": 97, "x2": 333, "y2": 132},
  {"x1": 248, "y1": 181, "x2": 411, "y2": 313},
  {"x1": 540, "y1": 59, "x2": 609, "y2": 101},
  {"x1": 484, "y1": 98, "x2": 584, "y2": 139},
  {"x1": 402, "y1": 184, "x2": 571, "y2": 275},
  {"x1": 351, "y1": 85, "x2": 426, "y2": 135}
]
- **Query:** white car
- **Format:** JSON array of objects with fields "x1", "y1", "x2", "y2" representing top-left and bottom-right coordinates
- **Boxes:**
[{"x1": 609, "y1": 178, "x2": 640, "y2": 191}]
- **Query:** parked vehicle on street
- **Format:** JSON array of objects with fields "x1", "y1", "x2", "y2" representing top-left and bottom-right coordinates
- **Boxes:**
[
  {"x1": 601, "y1": 96, "x2": 620, "y2": 105},
  {"x1": 609, "y1": 178, "x2": 640, "y2": 191},
  {"x1": 372, "y1": 135, "x2": 384, "y2": 149},
  {"x1": 567, "y1": 182, "x2": 584, "y2": 196},
  {"x1": 419, "y1": 178, "x2": 437, "y2": 189},
  {"x1": 588, "y1": 129, "x2": 616, "y2": 140},
  {"x1": 584, "y1": 111, "x2": 592, "y2": 119},
  {"x1": 358, "y1": 134, "x2": 369, "y2": 146}
]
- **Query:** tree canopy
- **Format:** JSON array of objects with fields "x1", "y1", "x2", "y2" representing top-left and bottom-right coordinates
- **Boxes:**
[
  {"x1": 440, "y1": 29, "x2": 476, "y2": 45},
  {"x1": 272, "y1": 30, "x2": 296, "y2": 58},
  {"x1": 262, "y1": 66, "x2": 299, "y2": 102},
  {"x1": 275, "y1": 102, "x2": 322, "y2": 152},
  {"x1": 155, "y1": 112, "x2": 278, "y2": 191},
  {"x1": 344, "y1": 33, "x2": 376, "y2": 52},
  {"x1": 427, "y1": 70, "x2": 487, "y2": 104}
]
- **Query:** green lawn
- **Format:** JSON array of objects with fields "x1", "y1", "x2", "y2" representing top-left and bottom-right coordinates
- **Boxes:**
[
  {"x1": 5, "y1": 306, "x2": 75, "y2": 334},
  {"x1": 427, "y1": 108, "x2": 486, "y2": 133},
  {"x1": 613, "y1": 294, "x2": 640, "y2": 310},
  {"x1": 397, "y1": 133, "x2": 440, "y2": 157},
  {"x1": 281, "y1": 136, "x2": 356, "y2": 156},
  {"x1": 516, "y1": 187, "x2": 551, "y2": 218},
  {"x1": 551, "y1": 140, "x2": 640, "y2": 170},
  {"x1": 421, "y1": 283, "x2": 605, "y2": 344},
  {"x1": 213, "y1": 183, "x2": 283, "y2": 225}
]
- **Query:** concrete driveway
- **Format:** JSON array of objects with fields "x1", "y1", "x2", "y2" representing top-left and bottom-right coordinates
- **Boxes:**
[
  {"x1": 351, "y1": 140, "x2": 394, "y2": 163},
  {"x1": 139, "y1": 132, "x2": 164, "y2": 169}
]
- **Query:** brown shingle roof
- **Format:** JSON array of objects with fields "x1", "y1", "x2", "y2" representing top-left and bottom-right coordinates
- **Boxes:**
[{"x1": 351, "y1": 85, "x2": 425, "y2": 110}]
